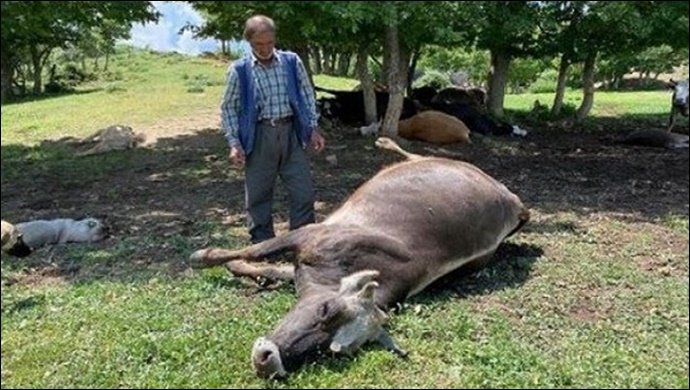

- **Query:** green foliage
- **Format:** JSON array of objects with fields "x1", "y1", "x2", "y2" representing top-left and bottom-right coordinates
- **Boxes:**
[
  {"x1": 185, "y1": 74, "x2": 216, "y2": 94},
  {"x1": 527, "y1": 69, "x2": 560, "y2": 94},
  {"x1": 508, "y1": 57, "x2": 551, "y2": 92},
  {"x1": 418, "y1": 46, "x2": 490, "y2": 86},
  {"x1": 412, "y1": 69, "x2": 451, "y2": 90},
  {"x1": 459, "y1": 2, "x2": 543, "y2": 57},
  {"x1": 1, "y1": 1, "x2": 159, "y2": 100}
]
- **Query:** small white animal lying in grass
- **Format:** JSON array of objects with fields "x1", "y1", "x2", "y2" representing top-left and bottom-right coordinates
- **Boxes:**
[{"x1": 15, "y1": 217, "x2": 109, "y2": 249}]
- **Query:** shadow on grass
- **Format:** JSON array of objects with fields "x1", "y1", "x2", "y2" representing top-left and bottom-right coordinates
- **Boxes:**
[
  {"x1": 409, "y1": 242, "x2": 544, "y2": 307},
  {"x1": 1, "y1": 113, "x2": 687, "y2": 288},
  {"x1": 1, "y1": 87, "x2": 103, "y2": 106}
]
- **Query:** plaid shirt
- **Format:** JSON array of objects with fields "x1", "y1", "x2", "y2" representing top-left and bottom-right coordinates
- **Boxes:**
[{"x1": 221, "y1": 50, "x2": 319, "y2": 148}]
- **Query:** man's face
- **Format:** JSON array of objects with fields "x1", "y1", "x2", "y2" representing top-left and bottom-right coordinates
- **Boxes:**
[{"x1": 250, "y1": 31, "x2": 276, "y2": 60}]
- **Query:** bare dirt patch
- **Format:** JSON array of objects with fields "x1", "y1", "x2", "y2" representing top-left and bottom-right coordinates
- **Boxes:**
[{"x1": 1, "y1": 111, "x2": 688, "y2": 287}]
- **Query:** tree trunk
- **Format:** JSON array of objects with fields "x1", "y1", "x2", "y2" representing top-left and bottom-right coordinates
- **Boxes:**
[
  {"x1": 551, "y1": 54, "x2": 571, "y2": 117},
  {"x1": 381, "y1": 24, "x2": 407, "y2": 137},
  {"x1": 337, "y1": 53, "x2": 351, "y2": 77},
  {"x1": 575, "y1": 51, "x2": 597, "y2": 122},
  {"x1": 329, "y1": 53, "x2": 338, "y2": 75},
  {"x1": 294, "y1": 44, "x2": 313, "y2": 80},
  {"x1": 322, "y1": 49, "x2": 333, "y2": 75},
  {"x1": 105, "y1": 51, "x2": 111, "y2": 72},
  {"x1": 313, "y1": 47, "x2": 323, "y2": 74},
  {"x1": 1, "y1": 57, "x2": 13, "y2": 104},
  {"x1": 221, "y1": 40, "x2": 226, "y2": 54},
  {"x1": 407, "y1": 47, "x2": 421, "y2": 96},
  {"x1": 30, "y1": 45, "x2": 45, "y2": 95},
  {"x1": 487, "y1": 49, "x2": 511, "y2": 117},
  {"x1": 357, "y1": 46, "x2": 377, "y2": 125}
]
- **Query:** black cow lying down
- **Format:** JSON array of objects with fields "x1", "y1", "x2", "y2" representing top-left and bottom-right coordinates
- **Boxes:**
[
  {"x1": 190, "y1": 138, "x2": 530, "y2": 379},
  {"x1": 316, "y1": 86, "x2": 418, "y2": 125}
]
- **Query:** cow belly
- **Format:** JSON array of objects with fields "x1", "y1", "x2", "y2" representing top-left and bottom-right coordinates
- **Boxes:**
[{"x1": 406, "y1": 243, "x2": 500, "y2": 298}]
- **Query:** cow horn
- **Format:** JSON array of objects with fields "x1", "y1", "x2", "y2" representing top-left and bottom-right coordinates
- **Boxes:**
[{"x1": 338, "y1": 270, "x2": 379, "y2": 295}]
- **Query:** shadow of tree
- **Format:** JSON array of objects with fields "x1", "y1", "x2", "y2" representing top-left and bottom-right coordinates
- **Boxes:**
[
  {"x1": 1, "y1": 88, "x2": 103, "y2": 106},
  {"x1": 1, "y1": 115, "x2": 687, "y2": 287}
]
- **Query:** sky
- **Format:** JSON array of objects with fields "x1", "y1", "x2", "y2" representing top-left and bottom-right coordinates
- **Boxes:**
[{"x1": 126, "y1": 1, "x2": 244, "y2": 56}]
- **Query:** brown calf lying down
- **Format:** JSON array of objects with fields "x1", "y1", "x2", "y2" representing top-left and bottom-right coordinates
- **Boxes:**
[{"x1": 397, "y1": 110, "x2": 472, "y2": 145}]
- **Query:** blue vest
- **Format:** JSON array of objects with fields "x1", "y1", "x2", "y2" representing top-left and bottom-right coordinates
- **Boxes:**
[{"x1": 235, "y1": 51, "x2": 313, "y2": 156}]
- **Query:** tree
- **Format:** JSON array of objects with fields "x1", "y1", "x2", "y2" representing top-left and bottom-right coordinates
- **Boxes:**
[
  {"x1": 540, "y1": 1, "x2": 689, "y2": 120},
  {"x1": 1, "y1": 1, "x2": 159, "y2": 102},
  {"x1": 455, "y1": 2, "x2": 542, "y2": 117},
  {"x1": 186, "y1": 1, "x2": 459, "y2": 129}
]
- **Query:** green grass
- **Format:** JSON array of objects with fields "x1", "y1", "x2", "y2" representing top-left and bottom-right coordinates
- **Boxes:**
[
  {"x1": 1, "y1": 49, "x2": 229, "y2": 146},
  {"x1": 0, "y1": 55, "x2": 361, "y2": 147},
  {"x1": 3, "y1": 223, "x2": 687, "y2": 388},
  {"x1": 504, "y1": 89, "x2": 675, "y2": 117},
  {"x1": 1, "y1": 47, "x2": 688, "y2": 388}
]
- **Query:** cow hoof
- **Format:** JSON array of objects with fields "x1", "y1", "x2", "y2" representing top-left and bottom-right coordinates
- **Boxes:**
[
  {"x1": 396, "y1": 348, "x2": 409, "y2": 359},
  {"x1": 188, "y1": 249, "x2": 210, "y2": 268}
]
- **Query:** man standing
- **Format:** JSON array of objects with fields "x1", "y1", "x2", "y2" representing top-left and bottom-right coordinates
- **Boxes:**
[{"x1": 221, "y1": 14, "x2": 326, "y2": 244}]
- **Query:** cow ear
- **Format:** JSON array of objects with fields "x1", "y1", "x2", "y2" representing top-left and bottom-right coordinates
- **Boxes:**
[{"x1": 338, "y1": 270, "x2": 379, "y2": 295}]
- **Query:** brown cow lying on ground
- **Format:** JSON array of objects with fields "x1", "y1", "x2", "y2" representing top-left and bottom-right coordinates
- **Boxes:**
[
  {"x1": 189, "y1": 137, "x2": 530, "y2": 379},
  {"x1": 359, "y1": 110, "x2": 472, "y2": 145}
]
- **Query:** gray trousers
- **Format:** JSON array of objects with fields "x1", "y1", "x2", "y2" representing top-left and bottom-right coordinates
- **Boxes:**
[{"x1": 244, "y1": 121, "x2": 315, "y2": 244}]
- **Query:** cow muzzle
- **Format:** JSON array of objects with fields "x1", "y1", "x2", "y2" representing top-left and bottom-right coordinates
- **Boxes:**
[{"x1": 252, "y1": 337, "x2": 287, "y2": 380}]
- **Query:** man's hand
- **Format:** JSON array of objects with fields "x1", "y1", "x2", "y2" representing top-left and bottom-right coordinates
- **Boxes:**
[
  {"x1": 310, "y1": 129, "x2": 326, "y2": 153},
  {"x1": 229, "y1": 146, "x2": 246, "y2": 167}
]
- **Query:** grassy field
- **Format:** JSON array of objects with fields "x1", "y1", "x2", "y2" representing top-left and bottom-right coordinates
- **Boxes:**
[{"x1": 1, "y1": 47, "x2": 688, "y2": 389}]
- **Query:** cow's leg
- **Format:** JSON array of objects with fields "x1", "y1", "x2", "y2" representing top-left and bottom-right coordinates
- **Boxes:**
[
  {"x1": 225, "y1": 260, "x2": 295, "y2": 286},
  {"x1": 188, "y1": 225, "x2": 318, "y2": 268}
]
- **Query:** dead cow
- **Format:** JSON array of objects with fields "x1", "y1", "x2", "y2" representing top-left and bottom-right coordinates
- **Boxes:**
[
  {"x1": 398, "y1": 110, "x2": 472, "y2": 145},
  {"x1": 614, "y1": 128, "x2": 689, "y2": 149},
  {"x1": 668, "y1": 79, "x2": 689, "y2": 132},
  {"x1": 77, "y1": 125, "x2": 145, "y2": 156},
  {"x1": 189, "y1": 137, "x2": 530, "y2": 379},
  {"x1": 361, "y1": 111, "x2": 472, "y2": 145},
  {"x1": 1, "y1": 220, "x2": 32, "y2": 258}
]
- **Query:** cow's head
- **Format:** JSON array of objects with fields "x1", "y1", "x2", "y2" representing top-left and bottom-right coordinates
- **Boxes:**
[
  {"x1": 251, "y1": 270, "x2": 398, "y2": 379},
  {"x1": 669, "y1": 79, "x2": 689, "y2": 109},
  {"x1": 1, "y1": 220, "x2": 32, "y2": 258}
]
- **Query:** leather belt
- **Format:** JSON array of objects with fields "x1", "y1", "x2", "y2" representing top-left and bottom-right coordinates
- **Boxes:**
[{"x1": 258, "y1": 116, "x2": 293, "y2": 127}]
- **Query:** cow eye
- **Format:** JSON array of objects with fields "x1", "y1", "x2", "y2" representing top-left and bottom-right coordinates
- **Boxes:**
[{"x1": 88, "y1": 221, "x2": 97, "y2": 228}]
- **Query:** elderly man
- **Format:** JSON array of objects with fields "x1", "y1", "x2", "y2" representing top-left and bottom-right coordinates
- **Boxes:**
[{"x1": 220, "y1": 14, "x2": 326, "y2": 244}]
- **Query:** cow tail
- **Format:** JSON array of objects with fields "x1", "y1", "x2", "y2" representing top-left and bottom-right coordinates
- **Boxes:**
[{"x1": 506, "y1": 206, "x2": 531, "y2": 238}]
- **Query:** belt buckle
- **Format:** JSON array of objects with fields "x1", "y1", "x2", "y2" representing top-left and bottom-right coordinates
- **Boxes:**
[{"x1": 270, "y1": 117, "x2": 278, "y2": 127}]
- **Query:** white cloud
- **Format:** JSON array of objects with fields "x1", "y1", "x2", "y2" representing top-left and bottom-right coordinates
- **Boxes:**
[{"x1": 125, "y1": 1, "x2": 220, "y2": 55}]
